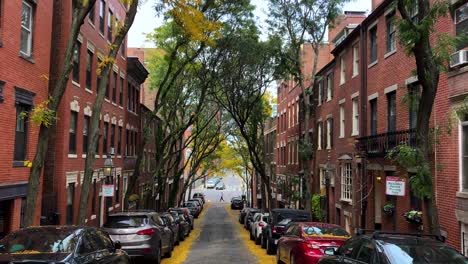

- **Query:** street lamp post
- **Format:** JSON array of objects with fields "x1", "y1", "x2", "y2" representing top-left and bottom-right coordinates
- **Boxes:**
[
  {"x1": 100, "y1": 154, "x2": 115, "y2": 226},
  {"x1": 323, "y1": 158, "x2": 332, "y2": 223}
]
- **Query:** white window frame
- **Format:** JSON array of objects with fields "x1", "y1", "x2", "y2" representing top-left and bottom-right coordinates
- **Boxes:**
[
  {"x1": 296, "y1": 140, "x2": 299, "y2": 164},
  {"x1": 296, "y1": 103, "x2": 299, "y2": 124},
  {"x1": 340, "y1": 163, "x2": 352, "y2": 202},
  {"x1": 326, "y1": 118, "x2": 332, "y2": 149},
  {"x1": 318, "y1": 82, "x2": 322, "y2": 105},
  {"x1": 327, "y1": 74, "x2": 332, "y2": 101},
  {"x1": 317, "y1": 123, "x2": 322, "y2": 150},
  {"x1": 339, "y1": 105, "x2": 345, "y2": 138},
  {"x1": 340, "y1": 56, "x2": 346, "y2": 85},
  {"x1": 455, "y1": 3, "x2": 468, "y2": 24},
  {"x1": 353, "y1": 44, "x2": 359, "y2": 77},
  {"x1": 352, "y1": 98, "x2": 359, "y2": 136},
  {"x1": 461, "y1": 120, "x2": 468, "y2": 192},
  {"x1": 20, "y1": 1, "x2": 33, "y2": 56}
]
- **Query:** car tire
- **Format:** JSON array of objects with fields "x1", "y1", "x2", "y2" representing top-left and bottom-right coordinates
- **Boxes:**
[
  {"x1": 154, "y1": 245, "x2": 162, "y2": 264},
  {"x1": 266, "y1": 238, "x2": 275, "y2": 255},
  {"x1": 260, "y1": 234, "x2": 266, "y2": 249},
  {"x1": 276, "y1": 248, "x2": 282, "y2": 264},
  {"x1": 255, "y1": 232, "x2": 261, "y2": 245},
  {"x1": 250, "y1": 230, "x2": 254, "y2": 240},
  {"x1": 165, "y1": 240, "x2": 173, "y2": 258},
  {"x1": 290, "y1": 253, "x2": 295, "y2": 264}
]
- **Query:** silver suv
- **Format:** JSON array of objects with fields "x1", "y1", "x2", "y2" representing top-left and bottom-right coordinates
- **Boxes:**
[{"x1": 102, "y1": 211, "x2": 174, "y2": 263}]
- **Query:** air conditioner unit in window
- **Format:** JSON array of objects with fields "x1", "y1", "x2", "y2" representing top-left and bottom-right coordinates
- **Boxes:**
[{"x1": 450, "y1": 50, "x2": 468, "y2": 68}]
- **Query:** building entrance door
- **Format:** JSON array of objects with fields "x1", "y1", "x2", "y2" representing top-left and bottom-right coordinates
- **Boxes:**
[
  {"x1": 374, "y1": 171, "x2": 383, "y2": 229},
  {"x1": 0, "y1": 200, "x2": 11, "y2": 239}
]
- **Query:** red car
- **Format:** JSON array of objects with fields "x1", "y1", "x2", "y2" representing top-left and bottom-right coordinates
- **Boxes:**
[{"x1": 276, "y1": 222, "x2": 350, "y2": 264}]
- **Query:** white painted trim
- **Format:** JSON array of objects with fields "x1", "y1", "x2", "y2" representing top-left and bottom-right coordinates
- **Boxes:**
[
  {"x1": 368, "y1": 19, "x2": 378, "y2": 30},
  {"x1": 115, "y1": 204, "x2": 120, "y2": 208},
  {"x1": 384, "y1": 84, "x2": 398, "y2": 94},
  {"x1": 95, "y1": 155, "x2": 100, "y2": 158},
  {"x1": 108, "y1": 206, "x2": 114, "y2": 212},
  {"x1": 351, "y1": 92, "x2": 359, "y2": 99},
  {"x1": 113, "y1": 64, "x2": 119, "y2": 72},
  {"x1": 405, "y1": 76, "x2": 418, "y2": 85},
  {"x1": 70, "y1": 98, "x2": 80, "y2": 112},
  {"x1": 85, "y1": 88, "x2": 93, "y2": 94},
  {"x1": 72, "y1": 81, "x2": 81, "y2": 88},
  {"x1": 77, "y1": 33, "x2": 83, "y2": 43},
  {"x1": 368, "y1": 60, "x2": 378, "y2": 68},
  {"x1": 339, "y1": 98, "x2": 346, "y2": 104},
  {"x1": 368, "y1": 92, "x2": 379, "y2": 101},
  {"x1": 120, "y1": 71, "x2": 126, "y2": 79},
  {"x1": 460, "y1": 120, "x2": 463, "y2": 192},
  {"x1": 82, "y1": 154, "x2": 87, "y2": 158},
  {"x1": 326, "y1": 114, "x2": 333, "y2": 119},
  {"x1": 317, "y1": 118, "x2": 322, "y2": 122},
  {"x1": 83, "y1": 105, "x2": 92, "y2": 116},
  {"x1": 87, "y1": 41, "x2": 96, "y2": 53},
  {"x1": 384, "y1": 7, "x2": 396, "y2": 16},
  {"x1": 384, "y1": 49, "x2": 397, "y2": 59},
  {"x1": 68, "y1": 154, "x2": 78, "y2": 159},
  {"x1": 91, "y1": 215, "x2": 97, "y2": 220},
  {"x1": 66, "y1": 172, "x2": 78, "y2": 186}
]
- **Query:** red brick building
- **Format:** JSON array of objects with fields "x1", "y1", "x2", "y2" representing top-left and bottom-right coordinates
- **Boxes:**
[
  {"x1": 0, "y1": 0, "x2": 53, "y2": 236},
  {"x1": 41, "y1": 0, "x2": 140, "y2": 227}
]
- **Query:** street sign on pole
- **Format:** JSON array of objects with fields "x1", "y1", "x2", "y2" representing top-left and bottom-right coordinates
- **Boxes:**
[
  {"x1": 385, "y1": 177, "x2": 405, "y2": 196},
  {"x1": 102, "y1": 185, "x2": 114, "y2": 197}
]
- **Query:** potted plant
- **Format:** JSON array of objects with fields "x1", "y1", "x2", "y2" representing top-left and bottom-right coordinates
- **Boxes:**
[
  {"x1": 383, "y1": 203, "x2": 395, "y2": 216},
  {"x1": 403, "y1": 210, "x2": 423, "y2": 225}
]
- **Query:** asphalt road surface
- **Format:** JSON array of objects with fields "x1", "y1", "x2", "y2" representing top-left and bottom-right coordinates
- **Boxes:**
[
  {"x1": 182, "y1": 203, "x2": 257, "y2": 264},
  {"x1": 183, "y1": 174, "x2": 257, "y2": 264}
]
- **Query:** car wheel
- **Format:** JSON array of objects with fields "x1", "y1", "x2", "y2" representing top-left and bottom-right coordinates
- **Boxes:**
[
  {"x1": 255, "y1": 232, "x2": 261, "y2": 245},
  {"x1": 165, "y1": 240, "x2": 173, "y2": 258},
  {"x1": 154, "y1": 245, "x2": 162, "y2": 264},
  {"x1": 250, "y1": 230, "x2": 254, "y2": 240},
  {"x1": 290, "y1": 253, "x2": 295, "y2": 264},
  {"x1": 260, "y1": 234, "x2": 266, "y2": 249},
  {"x1": 266, "y1": 238, "x2": 275, "y2": 255},
  {"x1": 276, "y1": 248, "x2": 282, "y2": 264}
]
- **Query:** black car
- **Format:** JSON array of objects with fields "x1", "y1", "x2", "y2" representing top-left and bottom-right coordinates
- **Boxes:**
[
  {"x1": 169, "y1": 211, "x2": 190, "y2": 240},
  {"x1": 188, "y1": 199, "x2": 204, "y2": 210},
  {"x1": 183, "y1": 202, "x2": 200, "y2": 218},
  {"x1": 239, "y1": 207, "x2": 251, "y2": 224},
  {"x1": 244, "y1": 208, "x2": 261, "y2": 230},
  {"x1": 231, "y1": 197, "x2": 244, "y2": 210},
  {"x1": 318, "y1": 230, "x2": 468, "y2": 264},
  {"x1": 160, "y1": 212, "x2": 180, "y2": 246},
  {"x1": 193, "y1": 192, "x2": 205, "y2": 203},
  {"x1": 261, "y1": 208, "x2": 311, "y2": 254},
  {"x1": 0, "y1": 226, "x2": 130, "y2": 264}
]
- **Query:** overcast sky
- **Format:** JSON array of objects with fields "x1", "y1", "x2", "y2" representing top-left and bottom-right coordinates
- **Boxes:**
[{"x1": 128, "y1": 0, "x2": 372, "y2": 48}]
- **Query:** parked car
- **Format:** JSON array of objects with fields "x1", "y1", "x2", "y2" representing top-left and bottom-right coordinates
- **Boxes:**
[
  {"x1": 190, "y1": 198, "x2": 204, "y2": 209},
  {"x1": 169, "y1": 211, "x2": 190, "y2": 239},
  {"x1": 261, "y1": 209, "x2": 311, "y2": 254},
  {"x1": 0, "y1": 226, "x2": 130, "y2": 264},
  {"x1": 193, "y1": 192, "x2": 205, "y2": 203},
  {"x1": 239, "y1": 207, "x2": 251, "y2": 224},
  {"x1": 250, "y1": 213, "x2": 269, "y2": 245},
  {"x1": 160, "y1": 212, "x2": 180, "y2": 246},
  {"x1": 215, "y1": 181, "x2": 226, "y2": 190},
  {"x1": 318, "y1": 230, "x2": 468, "y2": 264},
  {"x1": 276, "y1": 222, "x2": 349, "y2": 264},
  {"x1": 169, "y1": 207, "x2": 194, "y2": 230},
  {"x1": 187, "y1": 199, "x2": 203, "y2": 213},
  {"x1": 183, "y1": 201, "x2": 200, "y2": 218},
  {"x1": 244, "y1": 208, "x2": 261, "y2": 230},
  {"x1": 206, "y1": 177, "x2": 220, "y2": 188},
  {"x1": 231, "y1": 197, "x2": 244, "y2": 210},
  {"x1": 102, "y1": 211, "x2": 174, "y2": 263},
  {"x1": 249, "y1": 212, "x2": 263, "y2": 239}
]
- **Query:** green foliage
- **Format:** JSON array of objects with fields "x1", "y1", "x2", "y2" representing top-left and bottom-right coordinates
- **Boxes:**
[
  {"x1": 311, "y1": 194, "x2": 324, "y2": 221},
  {"x1": 386, "y1": 145, "x2": 432, "y2": 199},
  {"x1": 20, "y1": 97, "x2": 57, "y2": 127},
  {"x1": 299, "y1": 140, "x2": 313, "y2": 160}
]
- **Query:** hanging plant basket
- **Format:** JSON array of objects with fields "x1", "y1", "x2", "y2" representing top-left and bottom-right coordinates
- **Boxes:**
[
  {"x1": 128, "y1": 194, "x2": 140, "y2": 203},
  {"x1": 403, "y1": 210, "x2": 423, "y2": 225},
  {"x1": 383, "y1": 203, "x2": 395, "y2": 216}
]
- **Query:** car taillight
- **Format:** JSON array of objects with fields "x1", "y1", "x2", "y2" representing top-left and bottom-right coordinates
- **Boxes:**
[
  {"x1": 259, "y1": 222, "x2": 265, "y2": 227},
  {"x1": 302, "y1": 241, "x2": 321, "y2": 249},
  {"x1": 137, "y1": 228, "x2": 155, "y2": 236},
  {"x1": 273, "y1": 226, "x2": 283, "y2": 234}
]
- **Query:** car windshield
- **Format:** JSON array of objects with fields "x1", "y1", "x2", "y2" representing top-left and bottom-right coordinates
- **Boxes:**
[
  {"x1": 276, "y1": 212, "x2": 310, "y2": 223},
  {"x1": 103, "y1": 215, "x2": 148, "y2": 228},
  {"x1": 184, "y1": 203, "x2": 196, "y2": 207},
  {"x1": 382, "y1": 240, "x2": 468, "y2": 264},
  {"x1": 302, "y1": 225, "x2": 349, "y2": 238},
  {"x1": 0, "y1": 228, "x2": 80, "y2": 254}
]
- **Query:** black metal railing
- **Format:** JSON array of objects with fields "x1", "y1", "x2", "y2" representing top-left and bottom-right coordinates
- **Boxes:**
[{"x1": 358, "y1": 129, "x2": 416, "y2": 157}]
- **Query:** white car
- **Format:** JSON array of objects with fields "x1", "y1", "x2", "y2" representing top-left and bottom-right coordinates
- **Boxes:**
[
  {"x1": 206, "y1": 177, "x2": 220, "y2": 188},
  {"x1": 250, "y1": 213, "x2": 269, "y2": 245}
]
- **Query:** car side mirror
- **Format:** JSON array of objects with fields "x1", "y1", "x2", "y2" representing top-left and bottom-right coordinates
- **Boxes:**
[
  {"x1": 114, "y1": 241, "x2": 122, "y2": 250},
  {"x1": 324, "y1": 247, "x2": 336, "y2": 256}
]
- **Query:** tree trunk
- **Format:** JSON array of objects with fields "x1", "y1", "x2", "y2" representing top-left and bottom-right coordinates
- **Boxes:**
[
  {"x1": 23, "y1": 1, "x2": 96, "y2": 227},
  {"x1": 77, "y1": 1, "x2": 139, "y2": 225}
]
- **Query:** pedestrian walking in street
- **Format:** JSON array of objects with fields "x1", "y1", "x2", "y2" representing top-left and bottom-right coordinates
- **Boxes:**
[{"x1": 219, "y1": 192, "x2": 225, "y2": 202}]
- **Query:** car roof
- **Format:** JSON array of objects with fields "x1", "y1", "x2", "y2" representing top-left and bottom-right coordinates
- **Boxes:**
[
  {"x1": 272, "y1": 208, "x2": 308, "y2": 214},
  {"x1": 296, "y1": 222, "x2": 344, "y2": 228},
  {"x1": 109, "y1": 211, "x2": 158, "y2": 216},
  {"x1": 19, "y1": 225, "x2": 86, "y2": 233}
]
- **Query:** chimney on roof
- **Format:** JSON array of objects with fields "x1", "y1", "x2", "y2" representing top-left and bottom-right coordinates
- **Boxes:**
[{"x1": 372, "y1": 0, "x2": 384, "y2": 11}]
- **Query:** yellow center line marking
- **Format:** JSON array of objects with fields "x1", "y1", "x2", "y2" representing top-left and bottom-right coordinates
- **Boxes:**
[
  {"x1": 161, "y1": 203, "x2": 211, "y2": 264},
  {"x1": 226, "y1": 206, "x2": 276, "y2": 264}
]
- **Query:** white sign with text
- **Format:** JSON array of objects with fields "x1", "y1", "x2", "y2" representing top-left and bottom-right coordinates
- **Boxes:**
[{"x1": 386, "y1": 177, "x2": 405, "y2": 196}]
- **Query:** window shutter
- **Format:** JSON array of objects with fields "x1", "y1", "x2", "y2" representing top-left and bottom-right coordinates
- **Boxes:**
[
  {"x1": 330, "y1": 118, "x2": 334, "y2": 147},
  {"x1": 330, "y1": 73, "x2": 334, "y2": 99},
  {"x1": 321, "y1": 79, "x2": 326, "y2": 103}
]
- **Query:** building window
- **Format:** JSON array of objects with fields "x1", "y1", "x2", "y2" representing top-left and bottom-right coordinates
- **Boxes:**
[
  {"x1": 0, "y1": 80, "x2": 5, "y2": 103},
  {"x1": 96, "y1": 121, "x2": 101, "y2": 154},
  {"x1": 99, "y1": 0, "x2": 105, "y2": 35},
  {"x1": 117, "y1": 126, "x2": 122, "y2": 155},
  {"x1": 386, "y1": 11, "x2": 396, "y2": 53},
  {"x1": 369, "y1": 26, "x2": 378, "y2": 63},
  {"x1": 127, "y1": 84, "x2": 132, "y2": 111},
  {"x1": 83, "y1": 115, "x2": 90, "y2": 153},
  {"x1": 455, "y1": 3, "x2": 468, "y2": 51},
  {"x1": 110, "y1": 124, "x2": 115, "y2": 153},
  {"x1": 105, "y1": 72, "x2": 110, "y2": 99},
  {"x1": 119, "y1": 77, "x2": 124, "y2": 106},
  {"x1": 112, "y1": 71, "x2": 117, "y2": 103},
  {"x1": 408, "y1": 85, "x2": 420, "y2": 129},
  {"x1": 103, "y1": 122, "x2": 108, "y2": 154},
  {"x1": 92, "y1": 179, "x2": 97, "y2": 214},
  {"x1": 69, "y1": 111, "x2": 77, "y2": 154},
  {"x1": 97, "y1": 58, "x2": 102, "y2": 91},
  {"x1": 115, "y1": 176, "x2": 120, "y2": 203},
  {"x1": 327, "y1": 73, "x2": 333, "y2": 101},
  {"x1": 66, "y1": 183, "x2": 75, "y2": 225},
  {"x1": 462, "y1": 119, "x2": 468, "y2": 191},
  {"x1": 370, "y1": 99, "x2": 377, "y2": 135},
  {"x1": 339, "y1": 105, "x2": 345, "y2": 138},
  {"x1": 107, "y1": 9, "x2": 113, "y2": 41},
  {"x1": 353, "y1": 44, "x2": 359, "y2": 76},
  {"x1": 72, "y1": 42, "x2": 81, "y2": 84},
  {"x1": 352, "y1": 98, "x2": 359, "y2": 136},
  {"x1": 326, "y1": 118, "x2": 333, "y2": 149},
  {"x1": 318, "y1": 81, "x2": 322, "y2": 105},
  {"x1": 410, "y1": 1, "x2": 419, "y2": 23},
  {"x1": 126, "y1": 129, "x2": 129, "y2": 155},
  {"x1": 121, "y1": 38, "x2": 126, "y2": 56},
  {"x1": 317, "y1": 122, "x2": 323, "y2": 150},
  {"x1": 341, "y1": 163, "x2": 352, "y2": 202},
  {"x1": 89, "y1": 3, "x2": 95, "y2": 24},
  {"x1": 387, "y1": 91, "x2": 396, "y2": 132},
  {"x1": 340, "y1": 56, "x2": 345, "y2": 85},
  {"x1": 14, "y1": 104, "x2": 30, "y2": 162},
  {"x1": 86, "y1": 50, "x2": 93, "y2": 90},
  {"x1": 20, "y1": 1, "x2": 34, "y2": 56}
]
